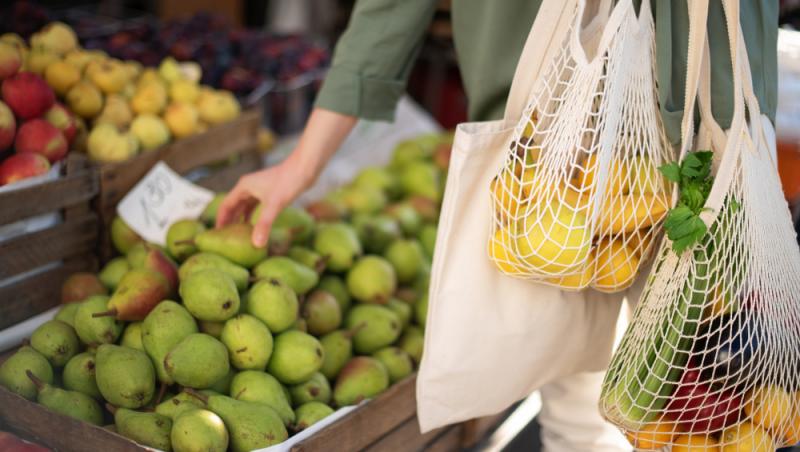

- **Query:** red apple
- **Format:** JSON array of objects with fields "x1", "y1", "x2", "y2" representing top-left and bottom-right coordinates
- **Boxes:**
[
  {"x1": 2, "y1": 72, "x2": 55, "y2": 119},
  {"x1": 0, "y1": 41, "x2": 22, "y2": 80},
  {"x1": 663, "y1": 364, "x2": 743, "y2": 433},
  {"x1": 0, "y1": 153, "x2": 50, "y2": 185},
  {"x1": 15, "y1": 119, "x2": 67, "y2": 163},
  {"x1": 0, "y1": 100, "x2": 15, "y2": 150},
  {"x1": 44, "y1": 103, "x2": 77, "y2": 143}
]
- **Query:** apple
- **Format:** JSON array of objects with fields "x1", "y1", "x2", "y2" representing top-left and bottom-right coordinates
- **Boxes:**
[
  {"x1": 1, "y1": 72, "x2": 55, "y2": 119},
  {"x1": 15, "y1": 119, "x2": 68, "y2": 163},
  {"x1": 44, "y1": 103, "x2": 77, "y2": 144},
  {"x1": 0, "y1": 153, "x2": 50, "y2": 185},
  {"x1": 0, "y1": 100, "x2": 15, "y2": 150}
]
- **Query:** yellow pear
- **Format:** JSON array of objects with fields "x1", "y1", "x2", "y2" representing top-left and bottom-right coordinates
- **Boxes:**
[
  {"x1": 30, "y1": 22, "x2": 78, "y2": 56},
  {"x1": 576, "y1": 153, "x2": 628, "y2": 195},
  {"x1": 516, "y1": 202, "x2": 592, "y2": 274},
  {"x1": 63, "y1": 49, "x2": 92, "y2": 72},
  {"x1": 130, "y1": 114, "x2": 171, "y2": 151},
  {"x1": 44, "y1": 60, "x2": 81, "y2": 96},
  {"x1": 87, "y1": 123, "x2": 138, "y2": 163},
  {"x1": 120, "y1": 83, "x2": 136, "y2": 100},
  {"x1": 489, "y1": 227, "x2": 525, "y2": 275},
  {"x1": 26, "y1": 48, "x2": 58, "y2": 75},
  {"x1": 598, "y1": 193, "x2": 669, "y2": 235},
  {"x1": 163, "y1": 102, "x2": 199, "y2": 138},
  {"x1": 137, "y1": 68, "x2": 163, "y2": 88},
  {"x1": 169, "y1": 79, "x2": 200, "y2": 103},
  {"x1": 197, "y1": 90, "x2": 241, "y2": 125},
  {"x1": 0, "y1": 33, "x2": 27, "y2": 52},
  {"x1": 158, "y1": 57, "x2": 182, "y2": 83},
  {"x1": 66, "y1": 81, "x2": 104, "y2": 119},
  {"x1": 131, "y1": 82, "x2": 168, "y2": 115},
  {"x1": 122, "y1": 60, "x2": 142, "y2": 80},
  {"x1": 95, "y1": 95, "x2": 133, "y2": 129},
  {"x1": 87, "y1": 60, "x2": 130, "y2": 94},
  {"x1": 592, "y1": 238, "x2": 639, "y2": 292}
]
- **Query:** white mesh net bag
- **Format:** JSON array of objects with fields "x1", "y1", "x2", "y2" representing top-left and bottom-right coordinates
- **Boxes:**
[
  {"x1": 600, "y1": 1, "x2": 800, "y2": 450},
  {"x1": 487, "y1": 0, "x2": 674, "y2": 293}
]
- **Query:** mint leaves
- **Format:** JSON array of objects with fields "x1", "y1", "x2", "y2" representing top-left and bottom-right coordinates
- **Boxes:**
[{"x1": 659, "y1": 151, "x2": 714, "y2": 253}]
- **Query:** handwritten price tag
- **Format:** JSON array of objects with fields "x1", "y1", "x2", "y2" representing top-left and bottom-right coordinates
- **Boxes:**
[{"x1": 117, "y1": 162, "x2": 214, "y2": 246}]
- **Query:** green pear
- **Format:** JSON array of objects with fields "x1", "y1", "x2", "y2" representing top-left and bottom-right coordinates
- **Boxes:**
[
  {"x1": 103, "y1": 268, "x2": 171, "y2": 321},
  {"x1": 294, "y1": 401, "x2": 334, "y2": 431},
  {"x1": 384, "y1": 202, "x2": 422, "y2": 236},
  {"x1": 340, "y1": 185, "x2": 387, "y2": 215},
  {"x1": 267, "y1": 330, "x2": 324, "y2": 385},
  {"x1": 187, "y1": 390, "x2": 288, "y2": 451},
  {"x1": 30, "y1": 320, "x2": 80, "y2": 367},
  {"x1": 0, "y1": 346, "x2": 54, "y2": 400},
  {"x1": 200, "y1": 193, "x2": 226, "y2": 226},
  {"x1": 317, "y1": 275, "x2": 351, "y2": 313},
  {"x1": 111, "y1": 216, "x2": 142, "y2": 254},
  {"x1": 346, "y1": 256, "x2": 397, "y2": 304},
  {"x1": 302, "y1": 290, "x2": 342, "y2": 336},
  {"x1": 345, "y1": 305, "x2": 401, "y2": 354},
  {"x1": 166, "y1": 219, "x2": 206, "y2": 261},
  {"x1": 120, "y1": 321, "x2": 144, "y2": 350},
  {"x1": 318, "y1": 329, "x2": 356, "y2": 380},
  {"x1": 413, "y1": 261, "x2": 431, "y2": 295},
  {"x1": 155, "y1": 391, "x2": 205, "y2": 420},
  {"x1": 171, "y1": 409, "x2": 228, "y2": 452},
  {"x1": 164, "y1": 333, "x2": 229, "y2": 389},
  {"x1": 399, "y1": 326, "x2": 424, "y2": 364},
  {"x1": 272, "y1": 205, "x2": 315, "y2": 244},
  {"x1": 54, "y1": 302, "x2": 81, "y2": 327},
  {"x1": 266, "y1": 226, "x2": 294, "y2": 255},
  {"x1": 313, "y1": 223, "x2": 362, "y2": 272},
  {"x1": 384, "y1": 239, "x2": 425, "y2": 284},
  {"x1": 195, "y1": 224, "x2": 267, "y2": 268},
  {"x1": 98, "y1": 257, "x2": 130, "y2": 291},
  {"x1": 415, "y1": 293, "x2": 428, "y2": 328},
  {"x1": 26, "y1": 370, "x2": 103, "y2": 425},
  {"x1": 230, "y1": 370, "x2": 295, "y2": 426},
  {"x1": 112, "y1": 405, "x2": 172, "y2": 451},
  {"x1": 220, "y1": 314, "x2": 273, "y2": 370},
  {"x1": 179, "y1": 268, "x2": 240, "y2": 322},
  {"x1": 287, "y1": 246, "x2": 327, "y2": 274},
  {"x1": 179, "y1": 252, "x2": 249, "y2": 292},
  {"x1": 199, "y1": 320, "x2": 225, "y2": 338},
  {"x1": 354, "y1": 167, "x2": 401, "y2": 199},
  {"x1": 126, "y1": 242, "x2": 150, "y2": 268},
  {"x1": 209, "y1": 368, "x2": 236, "y2": 394},
  {"x1": 372, "y1": 347, "x2": 414, "y2": 383},
  {"x1": 390, "y1": 139, "x2": 431, "y2": 168},
  {"x1": 74, "y1": 296, "x2": 123, "y2": 346},
  {"x1": 386, "y1": 298, "x2": 412, "y2": 329},
  {"x1": 253, "y1": 256, "x2": 318, "y2": 295},
  {"x1": 95, "y1": 344, "x2": 155, "y2": 409},
  {"x1": 333, "y1": 357, "x2": 389, "y2": 406},
  {"x1": 419, "y1": 224, "x2": 437, "y2": 259},
  {"x1": 352, "y1": 213, "x2": 402, "y2": 254},
  {"x1": 399, "y1": 161, "x2": 442, "y2": 202},
  {"x1": 246, "y1": 278, "x2": 298, "y2": 334},
  {"x1": 289, "y1": 372, "x2": 331, "y2": 406},
  {"x1": 63, "y1": 352, "x2": 101, "y2": 399},
  {"x1": 142, "y1": 301, "x2": 198, "y2": 383}
]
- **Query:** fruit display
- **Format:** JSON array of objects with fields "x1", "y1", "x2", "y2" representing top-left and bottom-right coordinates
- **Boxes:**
[
  {"x1": 0, "y1": 21, "x2": 246, "y2": 165},
  {"x1": 0, "y1": 132, "x2": 451, "y2": 451},
  {"x1": 0, "y1": 430, "x2": 50, "y2": 452},
  {"x1": 489, "y1": 105, "x2": 672, "y2": 293}
]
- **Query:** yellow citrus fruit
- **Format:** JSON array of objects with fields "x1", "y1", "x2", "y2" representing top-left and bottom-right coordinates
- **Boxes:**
[
  {"x1": 547, "y1": 249, "x2": 595, "y2": 289},
  {"x1": 673, "y1": 434, "x2": 721, "y2": 452},
  {"x1": 488, "y1": 227, "x2": 525, "y2": 274},
  {"x1": 625, "y1": 154, "x2": 666, "y2": 194},
  {"x1": 521, "y1": 109, "x2": 540, "y2": 142},
  {"x1": 598, "y1": 192, "x2": 669, "y2": 234},
  {"x1": 720, "y1": 422, "x2": 776, "y2": 452},
  {"x1": 625, "y1": 227, "x2": 657, "y2": 258},
  {"x1": 624, "y1": 421, "x2": 678, "y2": 450},
  {"x1": 515, "y1": 202, "x2": 591, "y2": 274},
  {"x1": 745, "y1": 385, "x2": 795, "y2": 433},
  {"x1": 491, "y1": 171, "x2": 522, "y2": 217},
  {"x1": 592, "y1": 237, "x2": 639, "y2": 292},
  {"x1": 575, "y1": 153, "x2": 628, "y2": 195},
  {"x1": 783, "y1": 393, "x2": 800, "y2": 444}
]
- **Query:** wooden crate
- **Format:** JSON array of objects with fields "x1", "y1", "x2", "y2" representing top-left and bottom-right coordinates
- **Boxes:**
[
  {"x1": 0, "y1": 371, "x2": 504, "y2": 452},
  {"x1": 0, "y1": 154, "x2": 99, "y2": 330},
  {"x1": 95, "y1": 108, "x2": 262, "y2": 259}
]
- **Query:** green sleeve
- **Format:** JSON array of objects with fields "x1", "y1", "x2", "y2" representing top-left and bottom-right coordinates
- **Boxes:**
[
  {"x1": 654, "y1": 1, "x2": 778, "y2": 145},
  {"x1": 314, "y1": 0, "x2": 438, "y2": 121}
]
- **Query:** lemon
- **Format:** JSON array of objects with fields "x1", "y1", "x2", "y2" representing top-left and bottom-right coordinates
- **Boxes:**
[
  {"x1": 745, "y1": 385, "x2": 795, "y2": 432},
  {"x1": 515, "y1": 202, "x2": 591, "y2": 274},
  {"x1": 624, "y1": 420, "x2": 678, "y2": 450},
  {"x1": 575, "y1": 153, "x2": 628, "y2": 195},
  {"x1": 488, "y1": 227, "x2": 524, "y2": 274},
  {"x1": 598, "y1": 192, "x2": 669, "y2": 234},
  {"x1": 625, "y1": 227, "x2": 657, "y2": 258},
  {"x1": 673, "y1": 434, "x2": 720, "y2": 452},
  {"x1": 548, "y1": 250, "x2": 595, "y2": 289},
  {"x1": 625, "y1": 154, "x2": 665, "y2": 194},
  {"x1": 592, "y1": 237, "x2": 639, "y2": 292},
  {"x1": 720, "y1": 422, "x2": 776, "y2": 452}
]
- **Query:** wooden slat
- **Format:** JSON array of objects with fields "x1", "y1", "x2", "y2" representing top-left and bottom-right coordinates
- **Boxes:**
[
  {"x1": 459, "y1": 409, "x2": 512, "y2": 448},
  {"x1": 292, "y1": 375, "x2": 418, "y2": 452},
  {"x1": 425, "y1": 426, "x2": 462, "y2": 452},
  {"x1": 0, "y1": 155, "x2": 96, "y2": 225},
  {"x1": 0, "y1": 214, "x2": 97, "y2": 279},
  {"x1": 197, "y1": 150, "x2": 261, "y2": 192},
  {"x1": 0, "y1": 256, "x2": 96, "y2": 330},
  {"x1": 0, "y1": 387, "x2": 145, "y2": 452},
  {"x1": 364, "y1": 416, "x2": 445, "y2": 452}
]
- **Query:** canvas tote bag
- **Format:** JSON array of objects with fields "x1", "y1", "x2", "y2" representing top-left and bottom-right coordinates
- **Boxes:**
[{"x1": 417, "y1": 0, "x2": 654, "y2": 432}]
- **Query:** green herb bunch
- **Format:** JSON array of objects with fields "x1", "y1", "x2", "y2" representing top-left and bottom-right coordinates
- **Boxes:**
[{"x1": 658, "y1": 150, "x2": 714, "y2": 253}]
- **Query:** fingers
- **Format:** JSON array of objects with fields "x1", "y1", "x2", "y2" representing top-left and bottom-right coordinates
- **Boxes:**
[
  {"x1": 252, "y1": 200, "x2": 281, "y2": 248},
  {"x1": 216, "y1": 185, "x2": 250, "y2": 228}
]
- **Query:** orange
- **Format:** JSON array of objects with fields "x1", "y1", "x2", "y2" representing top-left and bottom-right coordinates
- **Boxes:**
[
  {"x1": 780, "y1": 392, "x2": 800, "y2": 445},
  {"x1": 720, "y1": 422, "x2": 776, "y2": 452},
  {"x1": 673, "y1": 434, "x2": 720, "y2": 452},
  {"x1": 624, "y1": 421, "x2": 678, "y2": 450}
]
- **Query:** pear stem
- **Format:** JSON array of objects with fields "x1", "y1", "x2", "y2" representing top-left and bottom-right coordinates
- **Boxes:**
[
  {"x1": 105, "y1": 403, "x2": 118, "y2": 415},
  {"x1": 345, "y1": 322, "x2": 367, "y2": 339},
  {"x1": 155, "y1": 382, "x2": 167, "y2": 406},
  {"x1": 184, "y1": 388, "x2": 209, "y2": 405},
  {"x1": 314, "y1": 255, "x2": 330, "y2": 274},
  {"x1": 92, "y1": 309, "x2": 118, "y2": 318},
  {"x1": 25, "y1": 370, "x2": 43, "y2": 391},
  {"x1": 20, "y1": 338, "x2": 30, "y2": 347}
]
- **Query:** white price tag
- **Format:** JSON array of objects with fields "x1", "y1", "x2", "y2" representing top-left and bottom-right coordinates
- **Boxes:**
[{"x1": 117, "y1": 162, "x2": 214, "y2": 246}]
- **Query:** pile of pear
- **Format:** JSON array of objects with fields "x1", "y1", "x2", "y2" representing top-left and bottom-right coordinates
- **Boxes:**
[
  {"x1": 4, "y1": 22, "x2": 244, "y2": 163},
  {"x1": 0, "y1": 132, "x2": 451, "y2": 452},
  {"x1": 489, "y1": 128, "x2": 671, "y2": 293}
]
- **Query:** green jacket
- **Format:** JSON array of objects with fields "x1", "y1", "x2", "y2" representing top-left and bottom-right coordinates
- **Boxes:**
[{"x1": 315, "y1": 1, "x2": 777, "y2": 145}]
